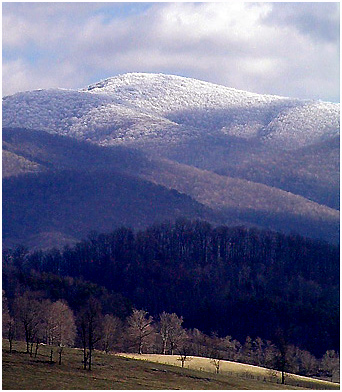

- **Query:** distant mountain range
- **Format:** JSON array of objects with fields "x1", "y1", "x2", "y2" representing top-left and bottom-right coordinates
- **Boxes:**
[{"x1": 2, "y1": 73, "x2": 340, "y2": 248}]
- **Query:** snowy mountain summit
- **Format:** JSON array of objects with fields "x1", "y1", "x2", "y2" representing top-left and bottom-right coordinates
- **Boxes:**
[
  {"x1": 3, "y1": 73, "x2": 340, "y2": 150},
  {"x1": 2, "y1": 73, "x2": 340, "y2": 247}
]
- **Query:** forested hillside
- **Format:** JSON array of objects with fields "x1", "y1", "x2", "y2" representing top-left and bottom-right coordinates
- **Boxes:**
[
  {"x1": 3, "y1": 127, "x2": 339, "y2": 248},
  {"x1": 3, "y1": 220, "x2": 339, "y2": 358}
]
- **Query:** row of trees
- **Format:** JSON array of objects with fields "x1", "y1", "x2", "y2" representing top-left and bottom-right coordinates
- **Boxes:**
[{"x1": 3, "y1": 290, "x2": 339, "y2": 381}]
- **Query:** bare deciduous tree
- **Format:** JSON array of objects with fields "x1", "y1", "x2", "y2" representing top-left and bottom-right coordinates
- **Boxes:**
[
  {"x1": 209, "y1": 333, "x2": 224, "y2": 374},
  {"x1": 3, "y1": 291, "x2": 15, "y2": 353},
  {"x1": 321, "y1": 350, "x2": 340, "y2": 382},
  {"x1": 177, "y1": 345, "x2": 192, "y2": 368},
  {"x1": 159, "y1": 312, "x2": 185, "y2": 355},
  {"x1": 210, "y1": 357, "x2": 222, "y2": 374},
  {"x1": 77, "y1": 297, "x2": 102, "y2": 371},
  {"x1": 13, "y1": 292, "x2": 43, "y2": 355},
  {"x1": 223, "y1": 335, "x2": 241, "y2": 361},
  {"x1": 127, "y1": 309, "x2": 153, "y2": 354},
  {"x1": 273, "y1": 328, "x2": 290, "y2": 385},
  {"x1": 46, "y1": 300, "x2": 76, "y2": 347},
  {"x1": 45, "y1": 300, "x2": 76, "y2": 364},
  {"x1": 162, "y1": 312, "x2": 186, "y2": 355},
  {"x1": 2, "y1": 291, "x2": 11, "y2": 335},
  {"x1": 101, "y1": 314, "x2": 122, "y2": 354}
]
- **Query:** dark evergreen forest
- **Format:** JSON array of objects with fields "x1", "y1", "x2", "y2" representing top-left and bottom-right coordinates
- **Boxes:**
[{"x1": 3, "y1": 220, "x2": 339, "y2": 357}]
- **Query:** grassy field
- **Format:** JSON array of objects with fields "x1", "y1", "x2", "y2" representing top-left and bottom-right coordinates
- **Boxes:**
[
  {"x1": 120, "y1": 353, "x2": 339, "y2": 390},
  {"x1": 2, "y1": 341, "x2": 339, "y2": 390}
]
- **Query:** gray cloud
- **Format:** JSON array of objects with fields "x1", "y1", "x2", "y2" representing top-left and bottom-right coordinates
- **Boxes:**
[
  {"x1": 263, "y1": 2, "x2": 340, "y2": 43},
  {"x1": 2, "y1": 2, "x2": 340, "y2": 102}
]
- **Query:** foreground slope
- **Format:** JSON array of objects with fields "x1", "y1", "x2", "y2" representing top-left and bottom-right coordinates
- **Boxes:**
[{"x1": 3, "y1": 342, "x2": 338, "y2": 390}]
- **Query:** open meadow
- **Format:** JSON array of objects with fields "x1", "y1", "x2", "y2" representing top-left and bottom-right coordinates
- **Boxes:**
[
  {"x1": 2, "y1": 341, "x2": 339, "y2": 390},
  {"x1": 120, "y1": 353, "x2": 340, "y2": 390}
]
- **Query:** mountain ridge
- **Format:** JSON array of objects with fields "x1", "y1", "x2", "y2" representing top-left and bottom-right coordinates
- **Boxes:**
[
  {"x1": 2, "y1": 73, "x2": 339, "y2": 248},
  {"x1": 3, "y1": 73, "x2": 339, "y2": 150}
]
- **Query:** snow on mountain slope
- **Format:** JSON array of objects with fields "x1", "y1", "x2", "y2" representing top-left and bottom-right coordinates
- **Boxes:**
[
  {"x1": 263, "y1": 101, "x2": 340, "y2": 149},
  {"x1": 84, "y1": 72, "x2": 286, "y2": 113},
  {"x1": 68, "y1": 102, "x2": 200, "y2": 146},
  {"x1": 84, "y1": 73, "x2": 298, "y2": 140},
  {"x1": 2, "y1": 89, "x2": 113, "y2": 136},
  {"x1": 2, "y1": 73, "x2": 340, "y2": 150},
  {"x1": 2, "y1": 85, "x2": 200, "y2": 147}
]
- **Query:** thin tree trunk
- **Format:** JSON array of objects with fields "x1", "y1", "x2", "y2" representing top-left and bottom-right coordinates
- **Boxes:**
[
  {"x1": 83, "y1": 349, "x2": 88, "y2": 370},
  {"x1": 25, "y1": 326, "x2": 30, "y2": 354},
  {"x1": 138, "y1": 336, "x2": 143, "y2": 354},
  {"x1": 34, "y1": 341, "x2": 39, "y2": 358},
  {"x1": 58, "y1": 347, "x2": 63, "y2": 365},
  {"x1": 89, "y1": 348, "x2": 92, "y2": 371},
  {"x1": 170, "y1": 342, "x2": 174, "y2": 356}
]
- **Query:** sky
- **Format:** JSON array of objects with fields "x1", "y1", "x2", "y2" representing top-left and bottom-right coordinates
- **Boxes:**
[{"x1": 2, "y1": 2, "x2": 340, "y2": 102}]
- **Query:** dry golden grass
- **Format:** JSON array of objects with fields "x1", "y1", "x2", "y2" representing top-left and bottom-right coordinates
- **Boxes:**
[{"x1": 119, "y1": 353, "x2": 339, "y2": 390}]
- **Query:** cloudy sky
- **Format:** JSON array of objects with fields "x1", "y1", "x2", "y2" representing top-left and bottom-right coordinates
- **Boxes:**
[{"x1": 3, "y1": 2, "x2": 340, "y2": 102}]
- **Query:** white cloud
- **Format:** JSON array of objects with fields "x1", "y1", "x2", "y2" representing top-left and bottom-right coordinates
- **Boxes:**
[{"x1": 2, "y1": 2, "x2": 339, "y2": 102}]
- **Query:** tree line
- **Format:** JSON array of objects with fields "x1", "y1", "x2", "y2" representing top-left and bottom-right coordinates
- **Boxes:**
[
  {"x1": 2, "y1": 220, "x2": 339, "y2": 375},
  {"x1": 2, "y1": 289, "x2": 339, "y2": 382}
]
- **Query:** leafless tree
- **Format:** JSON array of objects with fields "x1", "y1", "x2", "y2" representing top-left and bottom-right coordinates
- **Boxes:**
[
  {"x1": 159, "y1": 312, "x2": 185, "y2": 355},
  {"x1": 209, "y1": 333, "x2": 224, "y2": 374},
  {"x1": 321, "y1": 350, "x2": 340, "y2": 382},
  {"x1": 77, "y1": 297, "x2": 102, "y2": 370},
  {"x1": 273, "y1": 328, "x2": 290, "y2": 385},
  {"x1": 46, "y1": 300, "x2": 76, "y2": 347},
  {"x1": 7, "y1": 319, "x2": 16, "y2": 354},
  {"x1": 210, "y1": 357, "x2": 222, "y2": 374},
  {"x1": 222, "y1": 335, "x2": 241, "y2": 361},
  {"x1": 127, "y1": 309, "x2": 153, "y2": 354},
  {"x1": 253, "y1": 337, "x2": 266, "y2": 366},
  {"x1": 263, "y1": 339, "x2": 278, "y2": 369},
  {"x1": 177, "y1": 339, "x2": 192, "y2": 368},
  {"x1": 3, "y1": 291, "x2": 15, "y2": 353},
  {"x1": 167, "y1": 313, "x2": 186, "y2": 355},
  {"x1": 101, "y1": 314, "x2": 122, "y2": 354},
  {"x1": 2, "y1": 291, "x2": 11, "y2": 335},
  {"x1": 297, "y1": 348, "x2": 318, "y2": 376},
  {"x1": 13, "y1": 292, "x2": 43, "y2": 355},
  {"x1": 44, "y1": 300, "x2": 76, "y2": 364},
  {"x1": 239, "y1": 335, "x2": 253, "y2": 364}
]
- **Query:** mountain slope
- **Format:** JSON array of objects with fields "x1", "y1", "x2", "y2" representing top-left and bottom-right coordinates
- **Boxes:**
[
  {"x1": 3, "y1": 169, "x2": 215, "y2": 249},
  {"x1": 2, "y1": 128, "x2": 339, "y2": 246},
  {"x1": 214, "y1": 137, "x2": 340, "y2": 209},
  {"x1": 139, "y1": 158, "x2": 339, "y2": 241}
]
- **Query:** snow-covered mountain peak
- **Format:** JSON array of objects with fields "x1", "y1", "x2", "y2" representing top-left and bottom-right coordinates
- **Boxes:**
[
  {"x1": 2, "y1": 72, "x2": 340, "y2": 150},
  {"x1": 84, "y1": 72, "x2": 282, "y2": 99},
  {"x1": 83, "y1": 72, "x2": 290, "y2": 115}
]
